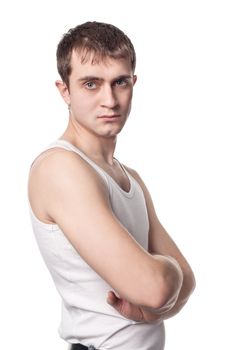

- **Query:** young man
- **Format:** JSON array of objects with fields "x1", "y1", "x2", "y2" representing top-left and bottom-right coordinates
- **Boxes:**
[{"x1": 28, "y1": 22, "x2": 195, "y2": 350}]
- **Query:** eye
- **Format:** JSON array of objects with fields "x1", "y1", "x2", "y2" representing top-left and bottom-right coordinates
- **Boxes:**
[
  {"x1": 84, "y1": 81, "x2": 97, "y2": 89},
  {"x1": 115, "y1": 78, "x2": 128, "y2": 87}
]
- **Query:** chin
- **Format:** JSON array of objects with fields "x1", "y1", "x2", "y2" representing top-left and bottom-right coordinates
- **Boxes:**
[
  {"x1": 99, "y1": 125, "x2": 124, "y2": 137},
  {"x1": 107, "y1": 128, "x2": 123, "y2": 137}
]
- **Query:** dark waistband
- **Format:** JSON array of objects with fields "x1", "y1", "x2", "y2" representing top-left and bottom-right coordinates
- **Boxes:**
[{"x1": 70, "y1": 344, "x2": 97, "y2": 350}]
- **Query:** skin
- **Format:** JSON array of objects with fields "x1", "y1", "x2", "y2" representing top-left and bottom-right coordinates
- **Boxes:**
[
  {"x1": 28, "y1": 50, "x2": 195, "y2": 323},
  {"x1": 56, "y1": 51, "x2": 137, "y2": 164}
]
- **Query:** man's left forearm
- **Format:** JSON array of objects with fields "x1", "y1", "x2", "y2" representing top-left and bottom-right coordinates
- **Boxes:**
[{"x1": 141, "y1": 268, "x2": 196, "y2": 322}]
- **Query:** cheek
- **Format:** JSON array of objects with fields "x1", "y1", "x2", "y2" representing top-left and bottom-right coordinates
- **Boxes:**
[
  {"x1": 71, "y1": 93, "x2": 97, "y2": 113},
  {"x1": 120, "y1": 91, "x2": 133, "y2": 108}
]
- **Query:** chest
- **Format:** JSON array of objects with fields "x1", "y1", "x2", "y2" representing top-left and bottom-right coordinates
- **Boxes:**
[{"x1": 100, "y1": 162, "x2": 131, "y2": 193}]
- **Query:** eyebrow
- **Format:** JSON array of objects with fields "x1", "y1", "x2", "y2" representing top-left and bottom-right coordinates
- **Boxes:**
[{"x1": 77, "y1": 74, "x2": 133, "y2": 82}]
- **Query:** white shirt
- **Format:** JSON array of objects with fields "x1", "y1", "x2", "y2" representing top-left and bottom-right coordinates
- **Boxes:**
[{"x1": 29, "y1": 139, "x2": 165, "y2": 350}]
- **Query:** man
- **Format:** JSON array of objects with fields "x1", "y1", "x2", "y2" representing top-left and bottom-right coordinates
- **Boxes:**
[{"x1": 28, "y1": 21, "x2": 195, "y2": 350}]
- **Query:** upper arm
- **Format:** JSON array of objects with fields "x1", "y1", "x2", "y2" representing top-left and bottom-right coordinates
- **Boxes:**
[{"x1": 28, "y1": 150, "x2": 167, "y2": 307}]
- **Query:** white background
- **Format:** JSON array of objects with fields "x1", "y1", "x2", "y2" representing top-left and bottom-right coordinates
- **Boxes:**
[{"x1": 0, "y1": 0, "x2": 232, "y2": 349}]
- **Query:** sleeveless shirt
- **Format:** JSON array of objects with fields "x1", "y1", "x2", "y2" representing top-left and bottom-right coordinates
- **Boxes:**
[{"x1": 29, "y1": 139, "x2": 165, "y2": 350}]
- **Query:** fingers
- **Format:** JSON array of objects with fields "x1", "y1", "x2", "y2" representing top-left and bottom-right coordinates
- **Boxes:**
[
  {"x1": 107, "y1": 291, "x2": 119, "y2": 305},
  {"x1": 106, "y1": 290, "x2": 144, "y2": 322}
]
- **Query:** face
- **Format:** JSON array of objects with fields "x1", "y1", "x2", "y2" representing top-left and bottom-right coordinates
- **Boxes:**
[{"x1": 56, "y1": 51, "x2": 137, "y2": 138}]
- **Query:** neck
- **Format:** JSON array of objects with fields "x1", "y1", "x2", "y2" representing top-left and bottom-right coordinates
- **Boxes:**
[{"x1": 60, "y1": 118, "x2": 117, "y2": 166}]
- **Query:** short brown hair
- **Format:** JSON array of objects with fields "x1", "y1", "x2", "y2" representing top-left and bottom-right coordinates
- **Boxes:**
[{"x1": 56, "y1": 21, "x2": 136, "y2": 87}]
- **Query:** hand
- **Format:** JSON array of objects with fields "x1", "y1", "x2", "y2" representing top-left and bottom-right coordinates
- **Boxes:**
[
  {"x1": 107, "y1": 290, "x2": 144, "y2": 321},
  {"x1": 107, "y1": 291, "x2": 163, "y2": 324}
]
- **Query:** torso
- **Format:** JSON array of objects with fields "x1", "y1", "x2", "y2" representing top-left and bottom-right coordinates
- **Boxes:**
[{"x1": 29, "y1": 142, "x2": 165, "y2": 350}]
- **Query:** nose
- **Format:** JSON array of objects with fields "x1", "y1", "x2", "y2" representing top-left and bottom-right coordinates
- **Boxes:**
[{"x1": 100, "y1": 84, "x2": 118, "y2": 109}]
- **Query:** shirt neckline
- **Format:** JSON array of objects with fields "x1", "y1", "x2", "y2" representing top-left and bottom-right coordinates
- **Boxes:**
[{"x1": 53, "y1": 139, "x2": 135, "y2": 197}]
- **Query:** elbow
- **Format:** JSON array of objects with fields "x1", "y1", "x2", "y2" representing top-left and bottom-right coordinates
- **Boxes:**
[
  {"x1": 189, "y1": 272, "x2": 196, "y2": 294},
  {"x1": 148, "y1": 261, "x2": 184, "y2": 310},
  {"x1": 184, "y1": 268, "x2": 196, "y2": 298},
  {"x1": 141, "y1": 260, "x2": 196, "y2": 311},
  {"x1": 156, "y1": 276, "x2": 183, "y2": 310}
]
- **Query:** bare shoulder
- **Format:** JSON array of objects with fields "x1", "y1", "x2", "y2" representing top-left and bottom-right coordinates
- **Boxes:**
[
  {"x1": 29, "y1": 147, "x2": 107, "y2": 188},
  {"x1": 30, "y1": 147, "x2": 84, "y2": 173},
  {"x1": 123, "y1": 164, "x2": 141, "y2": 181},
  {"x1": 28, "y1": 147, "x2": 109, "y2": 224}
]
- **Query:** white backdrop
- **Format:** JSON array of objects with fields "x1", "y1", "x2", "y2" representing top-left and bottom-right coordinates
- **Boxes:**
[{"x1": 0, "y1": 0, "x2": 232, "y2": 349}]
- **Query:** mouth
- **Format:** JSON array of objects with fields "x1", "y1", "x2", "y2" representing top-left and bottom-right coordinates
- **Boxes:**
[{"x1": 98, "y1": 114, "x2": 121, "y2": 121}]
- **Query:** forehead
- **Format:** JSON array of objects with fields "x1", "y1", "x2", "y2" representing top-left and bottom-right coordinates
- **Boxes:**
[{"x1": 70, "y1": 50, "x2": 133, "y2": 80}]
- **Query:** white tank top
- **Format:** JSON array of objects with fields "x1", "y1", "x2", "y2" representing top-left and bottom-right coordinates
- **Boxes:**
[{"x1": 29, "y1": 139, "x2": 165, "y2": 350}]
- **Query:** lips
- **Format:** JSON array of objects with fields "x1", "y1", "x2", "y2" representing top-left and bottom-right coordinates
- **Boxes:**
[{"x1": 98, "y1": 114, "x2": 120, "y2": 118}]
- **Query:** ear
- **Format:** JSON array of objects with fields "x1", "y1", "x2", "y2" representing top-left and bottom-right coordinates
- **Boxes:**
[
  {"x1": 55, "y1": 80, "x2": 71, "y2": 105},
  {"x1": 133, "y1": 75, "x2": 137, "y2": 86}
]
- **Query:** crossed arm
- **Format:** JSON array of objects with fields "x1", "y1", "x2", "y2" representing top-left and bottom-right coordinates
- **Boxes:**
[
  {"x1": 29, "y1": 150, "x2": 195, "y2": 323},
  {"x1": 107, "y1": 167, "x2": 196, "y2": 323}
]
